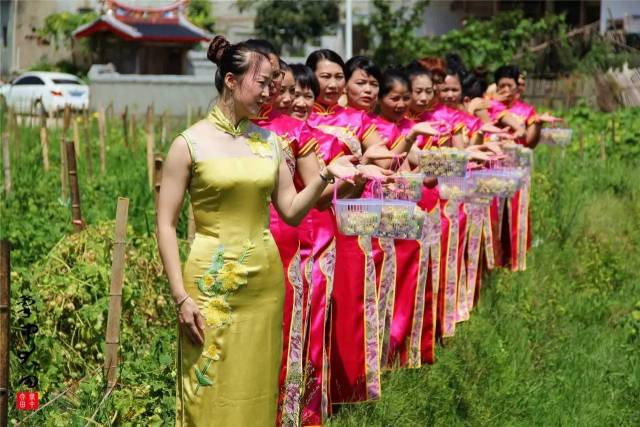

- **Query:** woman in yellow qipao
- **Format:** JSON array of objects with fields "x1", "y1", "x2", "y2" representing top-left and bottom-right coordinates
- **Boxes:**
[{"x1": 156, "y1": 36, "x2": 359, "y2": 426}]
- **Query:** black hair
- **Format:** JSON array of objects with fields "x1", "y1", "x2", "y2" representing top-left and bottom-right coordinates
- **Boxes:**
[
  {"x1": 305, "y1": 49, "x2": 345, "y2": 73},
  {"x1": 344, "y1": 55, "x2": 381, "y2": 83},
  {"x1": 445, "y1": 53, "x2": 467, "y2": 76},
  {"x1": 494, "y1": 65, "x2": 520, "y2": 84},
  {"x1": 279, "y1": 58, "x2": 290, "y2": 72},
  {"x1": 244, "y1": 38, "x2": 279, "y2": 57},
  {"x1": 207, "y1": 36, "x2": 270, "y2": 93},
  {"x1": 379, "y1": 67, "x2": 410, "y2": 99},
  {"x1": 405, "y1": 61, "x2": 432, "y2": 82},
  {"x1": 290, "y1": 63, "x2": 319, "y2": 98},
  {"x1": 461, "y1": 70, "x2": 488, "y2": 99}
]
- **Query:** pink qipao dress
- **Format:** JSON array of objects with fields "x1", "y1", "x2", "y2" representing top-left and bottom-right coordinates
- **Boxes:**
[
  {"x1": 488, "y1": 99, "x2": 537, "y2": 272},
  {"x1": 307, "y1": 103, "x2": 382, "y2": 406},
  {"x1": 419, "y1": 105, "x2": 468, "y2": 338},
  {"x1": 253, "y1": 105, "x2": 318, "y2": 425}
]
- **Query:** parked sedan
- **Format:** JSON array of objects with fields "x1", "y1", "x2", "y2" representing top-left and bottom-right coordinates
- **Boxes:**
[{"x1": 0, "y1": 71, "x2": 89, "y2": 114}]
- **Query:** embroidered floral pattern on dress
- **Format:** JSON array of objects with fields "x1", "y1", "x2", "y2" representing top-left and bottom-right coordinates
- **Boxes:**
[
  {"x1": 443, "y1": 201, "x2": 460, "y2": 338},
  {"x1": 465, "y1": 206, "x2": 484, "y2": 313},
  {"x1": 193, "y1": 240, "x2": 255, "y2": 393},
  {"x1": 361, "y1": 236, "x2": 382, "y2": 400},
  {"x1": 316, "y1": 124, "x2": 363, "y2": 156},
  {"x1": 377, "y1": 238, "x2": 396, "y2": 367},
  {"x1": 407, "y1": 220, "x2": 430, "y2": 368},
  {"x1": 246, "y1": 132, "x2": 274, "y2": 158}
]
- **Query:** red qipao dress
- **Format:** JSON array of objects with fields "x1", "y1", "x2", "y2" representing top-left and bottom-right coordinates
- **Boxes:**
[
  {"x1": 253, "y1": 105, "x2": 318, "y2": 424},
  {"x1": 488, "y1": 99, "x2": 537, "y2": 272},
  {"x1": 307, "y1": 103, "x2": 382, "y2": 405},
  {"x1": 421, "y1": 104, "x2": 468, "y2": 338},
  {"x1": 298, "y1": 128, "x2": 347, "y2": 426}
]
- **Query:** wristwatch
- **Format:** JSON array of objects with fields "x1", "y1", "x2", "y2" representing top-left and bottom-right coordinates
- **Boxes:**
[{"x1": 319, "y1": 167, "x2": 335, "y2": 183}]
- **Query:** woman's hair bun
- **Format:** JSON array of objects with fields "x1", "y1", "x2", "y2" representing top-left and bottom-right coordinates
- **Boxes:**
[{"x1": 208, "y1": 35, "x2": 231, "y2": 65}]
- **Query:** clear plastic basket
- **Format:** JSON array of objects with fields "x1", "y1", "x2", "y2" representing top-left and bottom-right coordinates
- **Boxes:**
[
  {"x1": 438, "y1": 176, "x2": 476, "y2": 200},
  {"x1": 373, "y1": 200, "x2": 418, "y2": 239},
  {"x1": 540, "y1": 127, "x2": 573, "y2": 147},
  {"x1": 419, "y1": 148, "x2": 469, "y2": 177},
  {"x1": 470, "y1": 170, "x2": 520, "y2": 198},
  {"x1": 334, "y1": 178, "x2": 383, "y2": 236},
  {"x1": 382, "y1": 172, "x2": 424, "y2": 202},
  {"x1": 502, "y1": 144, "x2": 534, "y2": 170}
]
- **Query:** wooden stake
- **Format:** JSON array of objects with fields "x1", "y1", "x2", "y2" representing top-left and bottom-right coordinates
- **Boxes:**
[
  {"x1": 10, "y1": 109, "x2": 20, "y2": 159},
  {"x1": 104, "y1": 197, "x2": 129, "y2": 390},
  {"x1": 187, "y1": 203, "x2": 196, "y2": 243},
  {"x1": 146, "y1": 105, "x2": 155, "y2": 189},
  {"x1": 40, "y1": 110, "x2": 50, "y2": 172},
  {"x1": 0, "y1": 241, "x2": 10, "y2": 423},
  {"x1": 611, "y1": 117, "x2": 616, "y2": 145},
  {"x1": 83, "y1": 110, "x2": 93, "y2": 177},
  {"x1": 153, "y1": 154, "x2": 163, "y2": 210},
  {"x1": 66, "y1": 140, "x2": 85, "y2": 231},
  {"x1": 60, "y1": 105, "x2": 71, "y2": 201},
  {"x1": 98, "y1": 105, "x2": 106, "y2": 174},
  {"x1": 2, "y1": 130, "x2": 11, "y2": 195},
  {"x1": 130, "y1": 113, "x2": 137, "y2": 149},
  {"x1": 578, "y1": 127, "x2": 584, "y2": 161},
  {"x1": 121, "y1": 105, "x2": 129, "y2": 149},
  {"x1": 161, "y1": 111, "x2": 167, "y2": 147},
  {"x1": 599, "y1": 131, "x2": 606, "y2": 161},
  {"x1": 73, "y1": 116, "x2": 81, "y2": 157}
]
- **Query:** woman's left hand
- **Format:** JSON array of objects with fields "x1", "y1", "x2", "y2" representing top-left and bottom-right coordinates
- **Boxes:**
[
  {"x1": 538, "y1": 112, "x2": 563, "y2": 124},
  {"x1": 326, "y1": 155, "x2": 361, "y2": 183}
]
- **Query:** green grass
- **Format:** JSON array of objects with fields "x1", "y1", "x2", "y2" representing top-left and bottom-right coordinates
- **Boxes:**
[{"x1": 2, "y1": 106, "x2": 639, "y2": 425}]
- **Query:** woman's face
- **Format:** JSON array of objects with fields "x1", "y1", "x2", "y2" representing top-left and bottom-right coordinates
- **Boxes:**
[
  {"x1": 346, "y1": 68, "x2": 379, "y2": 111},
  {"x1": 290, "y1": 82, "x2": 316, "y2": 120},
  {"x1": 497, "y1": 77, "x2": 518, "y2": 103},
  {"x1": 439, "y1": 74, "x2": 462, "y2": 108},
  {"x1": 231, "y1": 58, "x2": 272, "y2": 118},
  {"x1": 314, "y1": 59, "x2": 345, "y2": 106},
  {"x1": 409, "y1": 74, "x2": 434, "y2": 114},
  {"x1": 274, "y1": 70, "x2": 295, "y2": 114},
  {"x1": 267, "y1": 53, "x2": 284, "y2": 103},
  {"x1": 379, "y1": 80, "x2": 410, "y2": 123}
]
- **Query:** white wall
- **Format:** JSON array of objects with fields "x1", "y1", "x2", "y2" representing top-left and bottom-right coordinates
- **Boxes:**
[{"x1": 600, "y1": 0, "x2": 640, "y2": 33}]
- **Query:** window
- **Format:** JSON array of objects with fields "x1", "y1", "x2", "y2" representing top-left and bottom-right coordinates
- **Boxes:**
[
  {"x1": 13, "y1": 76, "x2": 45, "y2": 85},
  {"x1": 52, "y1": 79, "x2": 81, "y2": 85}
]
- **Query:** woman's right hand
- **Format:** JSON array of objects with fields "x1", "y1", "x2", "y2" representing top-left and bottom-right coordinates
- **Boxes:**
[{"x1": 177, "y1": 297, "x2": 205, "y2": 346}]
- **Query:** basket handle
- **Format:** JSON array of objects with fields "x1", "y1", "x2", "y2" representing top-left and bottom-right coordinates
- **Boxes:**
[{"x1": 332, "y1": 176, "x2": 383, "y2": 204}]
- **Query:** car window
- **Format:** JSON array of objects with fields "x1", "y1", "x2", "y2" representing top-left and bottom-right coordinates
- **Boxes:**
[
  {"x1": 14, "y1": 76, "x2": 45, "y2": 85},
  {"x1": 53, "y1": 79, "x2": 81, "y2": 85}
]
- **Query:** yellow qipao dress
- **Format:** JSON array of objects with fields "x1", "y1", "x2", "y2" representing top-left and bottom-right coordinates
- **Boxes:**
[{"x1": 177, "y1": 107, "x2": 285, "y2": 426}]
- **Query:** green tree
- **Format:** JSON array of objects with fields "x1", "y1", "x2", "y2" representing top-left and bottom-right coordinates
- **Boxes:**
[
  {"x1": 366, "y1": 0, "x2": 429, "y2": 67},
  {"x1": 237, "y1": 0, "x2": 339, "y2": 53},
  {"x1": 188, "y1": 0, "x2": 216, "y2": 33}
]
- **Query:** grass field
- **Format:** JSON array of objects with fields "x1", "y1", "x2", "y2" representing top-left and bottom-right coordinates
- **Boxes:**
[{"x1": 2, "y1": 106, "x2": 639, "y2": 425}]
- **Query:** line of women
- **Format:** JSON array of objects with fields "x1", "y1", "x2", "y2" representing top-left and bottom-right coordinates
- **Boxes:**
[{"x1": 159, "y1": 36, "x2": 561, "y2": 426}]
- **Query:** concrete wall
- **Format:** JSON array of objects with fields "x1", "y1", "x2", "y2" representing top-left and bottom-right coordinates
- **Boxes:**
[{"x1": 88, "y1": 64, "x2": 217, "y2": 116}]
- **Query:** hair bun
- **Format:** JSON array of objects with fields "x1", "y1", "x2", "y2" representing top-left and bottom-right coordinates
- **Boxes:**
[{"x1": 208, "y1": 35, "x2": 231, "y2": 65}]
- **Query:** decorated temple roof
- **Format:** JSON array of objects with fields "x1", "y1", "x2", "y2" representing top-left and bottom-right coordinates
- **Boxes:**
[{"x1": 73, "y1": 0, "x2": 210, "y2": 43}]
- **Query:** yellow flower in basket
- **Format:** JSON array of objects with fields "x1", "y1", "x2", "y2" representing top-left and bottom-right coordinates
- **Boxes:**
[
  {"x1": 203, "y1": 296, "x2": 232, "y2": 329},
  {"x1": 217, "y1": 261, "x2": 249, "y2": 292}
]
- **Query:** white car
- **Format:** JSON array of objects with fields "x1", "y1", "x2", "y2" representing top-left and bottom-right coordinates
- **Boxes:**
[{"x1": 0, "y1": 71, "x2": 89, "y2": 114}]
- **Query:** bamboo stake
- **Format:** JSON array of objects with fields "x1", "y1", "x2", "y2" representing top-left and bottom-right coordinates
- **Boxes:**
[
  {"x1": 187, "y1": 105, "x2": 192, "y2": 127},
  {"x1": 121, "y1": 105, "x2": 129, "y2": 149},
  {"x1": 72, "y1": 116, "x2": 81, "y2": 158},
  {"x1": 599, "y1": 131, "x2": 606, "y2": 161},
  {"x1": 146, "y1": 105, "x2": 155, "y2": 189},
  {"x1": 196, "y1": 107, "x2": 202, "y2": 121},
  {"x1": 40, "y1": 110, "x2": 50, "y2": 172},
  {"x1": 160, "y1": 111, "x2": 167, "y2": 147},
  {"x1": 107, "y1": 101, "x2": 114, "y2": 123},
  {"x1": 83, "y1": 110, "x2": 93, "y2": 178},
  {"x1": 153, "y1": 154, "x2": 163, "y2": 210},
  {"x1": 578, "y1": 127, "x2": 584, "y2": 161},
  {"x1": 130, "y1": 113, "x2": 137, "y2": 149},
  {"x1": 10, "y1": 109, "x2": 20, "y2": 159},
  {"x1": 60, "y1": 105, "x2": 71, "y2": 201},
  {"x1": 2, "y1": 130, "x2": 11, "y2": 195},
  {"x1": 187, "y1": 203, "x2": 196, "y2": 243},
  {"x1": 98, "y1": 105, "x2": 106, "y2": 174},
  {"x1": 104, "y1": 197, "x2": 129, "y2": 390},
  {"x1": 0, "y1": 241, "x2": 10, "y2": 424},
  {"x1": 66, "y1": 140, "x2": 85, "y2": 232}
]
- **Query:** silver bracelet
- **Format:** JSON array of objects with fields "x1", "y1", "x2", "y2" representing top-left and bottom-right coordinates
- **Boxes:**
[{"x1": 175, "y1": 294, "x2": 190, "y2": 312}]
